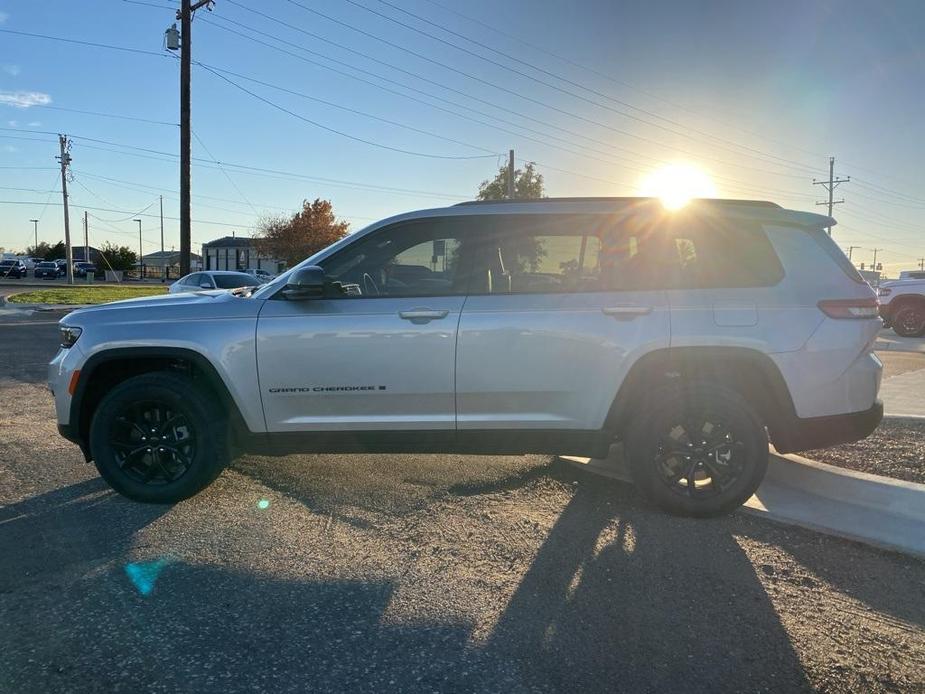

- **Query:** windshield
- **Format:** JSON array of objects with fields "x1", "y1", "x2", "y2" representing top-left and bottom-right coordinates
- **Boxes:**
[{"x1": 213, "y1": 273, "x2": 257, "y2": 289}]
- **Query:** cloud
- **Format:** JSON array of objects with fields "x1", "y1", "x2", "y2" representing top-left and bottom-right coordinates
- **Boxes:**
[
  {"x1": 0, "y1": 90, "x2": 52, "y2": 108},
  {"x1": 2, "y1": 145, "x2": 18, "y2": 153},
  {"x1": 7, "y1": 119, "x2": 17, "y2": 127},
  {"x1": 2, "y1": 64, "x2": 20, "y2": 76},
  {"x1": 0, "y1": 12, "x2": 8, "y2": 24},
  {"x1": 27, "y1": 121, "x2": 41, "y2": 127}
]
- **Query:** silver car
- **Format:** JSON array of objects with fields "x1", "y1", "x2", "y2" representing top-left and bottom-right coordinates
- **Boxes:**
[{"x1": 169, "y1": 270, "x2": 259, "y2": 294}]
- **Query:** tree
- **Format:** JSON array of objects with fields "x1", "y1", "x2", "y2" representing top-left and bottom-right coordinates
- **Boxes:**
[
  {"x1": 43, "y1": 241, "x2": 66, "y2": 261},
  {"x1": 98, "y1": 242, "x2": 137, "y2": 272},
  {"x1": 253, "y1": 198, "x2": 350, "y2": 268},
  {"x1": 478, "y1": 162, "x2": 547, "y2": 271},
  {"x1": 477, "y1": 161, "x2": 546, "y2": 201},
  {"x1": 25, "y1": 241, "x2": 53, "y2": 259}
]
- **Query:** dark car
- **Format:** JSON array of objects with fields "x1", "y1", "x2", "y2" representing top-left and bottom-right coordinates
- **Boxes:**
[
  {"x1": 74, "y1": 262, "x2": 99, "y2": 278},
  {"x1": 0, "y1": 259, "x2": 28, "y2": 279},
  {"x1": 34, "y1": 261, "x2": 64, "y2": 279}
]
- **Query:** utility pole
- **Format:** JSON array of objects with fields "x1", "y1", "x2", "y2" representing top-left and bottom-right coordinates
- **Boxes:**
[
  {"x1": 847, "y1": 245, "x2": 860, "y2": 262},
  {"x1": 170, "y1": 0, "x2": 214, "y2": 277},
  {"x1": 918, "y1": 257, "x2": 925, "y2": 271},
  {"x1": 29, "y1": 219, "x2": 38, "y2": 250},
  {"x1": 56, "y1": 134, "x2": 74, "y2": 285},
  {"x1": 507, "y1": 149, "x2": 515, "y2": 199},
  {"x1": 134, "y1": 219, "x2": 143, "y2": 279},
  {"x1": 813, "y1": 156, "x2": 850, "y2": 235},
  {"x1": 872, "y1": 248, "x2": 883, "y2": 271},
  {"x1": 159, "y1": 194, "x2": 165, "y2": 254},
  {"x1": 83, "y1": 211, "x2": 89, "y2": 265}
]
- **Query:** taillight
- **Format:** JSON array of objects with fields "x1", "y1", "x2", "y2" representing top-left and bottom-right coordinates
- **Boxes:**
[{"x1": 817, "y1": 298, "x2": 880, "y2": 319}]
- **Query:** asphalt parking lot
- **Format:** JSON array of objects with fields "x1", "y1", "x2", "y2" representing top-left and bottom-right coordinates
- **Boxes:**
[{"x1": 1, "y1": 316, "x2": 923, "y2": 693}]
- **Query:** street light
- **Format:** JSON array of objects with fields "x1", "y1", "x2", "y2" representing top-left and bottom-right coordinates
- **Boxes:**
[
  {"x1": 134, "y1": 219, "x2": 143, "y2": 279},
  {"x1": 29, "y1": 219, "x2": 38, "y2": 251}
]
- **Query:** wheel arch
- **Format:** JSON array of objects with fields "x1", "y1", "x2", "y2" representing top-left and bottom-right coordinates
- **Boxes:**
[
  {"x1": 71, "y1": 347, "x2": 248, "y2": 459},
  {"x1": 605, "y1": 346, "x2": 797, "y2": 446}
]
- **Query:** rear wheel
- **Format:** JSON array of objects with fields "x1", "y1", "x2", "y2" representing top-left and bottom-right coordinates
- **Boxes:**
[
  {"x1": 624, "y1": 383, "x2": 768, "y2": 517},
  {"x1": 892, "y1": 303, "x2": 925, "y2": 338},
  {"x1": 89, "y1": 372, "x2": 230, "y2": 503}
]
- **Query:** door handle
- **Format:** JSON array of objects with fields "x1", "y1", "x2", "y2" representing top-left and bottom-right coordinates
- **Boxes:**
[
  {"x1": 399, "y1": 308, "x2": 450, "y2": 323},
  {"x1": 602, "y1": 305, "x2": 653, "y2": 319}
]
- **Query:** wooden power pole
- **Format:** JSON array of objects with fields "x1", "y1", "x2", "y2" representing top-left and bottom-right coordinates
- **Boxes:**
[{"x1": 57, "y1": 134, "x2": 74, "y2": 285}]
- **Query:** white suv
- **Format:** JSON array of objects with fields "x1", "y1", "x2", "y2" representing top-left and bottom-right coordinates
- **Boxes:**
[{"x1": 49, "y1": 198, "x2": 883, "y2": 516}]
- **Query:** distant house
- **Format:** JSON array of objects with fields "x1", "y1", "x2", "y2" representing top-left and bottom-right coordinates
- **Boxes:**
[
  {"x1": 202, "y1": 236, "x2": 285, "y2": 274},
  {"x1": 141, "y1": 250, "x2": 203, "y2": 277},
  {"x1": 71, "y1": 246, "x2": 103, "y2": 263}
]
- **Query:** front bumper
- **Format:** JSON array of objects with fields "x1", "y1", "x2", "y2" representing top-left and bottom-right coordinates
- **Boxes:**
[{"x1": 772, "y1": 399, "x2": 883, "y2": 454}]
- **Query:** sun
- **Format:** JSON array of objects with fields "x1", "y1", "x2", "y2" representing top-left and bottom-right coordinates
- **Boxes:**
[{"x1": 639, "y1": 163, "x2": 717, "y2": 210}]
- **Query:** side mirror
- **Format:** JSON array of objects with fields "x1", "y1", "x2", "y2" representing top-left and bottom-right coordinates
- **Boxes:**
[{"x1": 282, "y1": 265, "x2": 327, "y2": 300}]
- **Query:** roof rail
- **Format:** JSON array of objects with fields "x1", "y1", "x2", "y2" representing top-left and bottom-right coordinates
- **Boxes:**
[{"x1": 453, "y1": 197, "x2": 782, "y2": 208}]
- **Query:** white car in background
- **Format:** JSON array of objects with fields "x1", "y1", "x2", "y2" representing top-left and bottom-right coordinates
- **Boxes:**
[{"x1": 168, "y1": 270, "x2": 260, "y2": 294}]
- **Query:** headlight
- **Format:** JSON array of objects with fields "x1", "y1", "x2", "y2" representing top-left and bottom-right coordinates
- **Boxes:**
[
  {"x1": 59, "y1": 326, "x2": 82, "y2": 348},
  {"x1": 878, "y1": 287, "x2": 891, "y2": 297}
]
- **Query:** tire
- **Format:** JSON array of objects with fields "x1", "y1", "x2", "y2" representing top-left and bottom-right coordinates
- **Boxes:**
[
  {"x1": 89, "y1": 371, "x2": 230, "y2": 503},
  {"x1": 892, "y1": 304, "x2": 925, "y2": 338},
  {"x1": 624, "y1": 382, "x2": 768, "y2": 518}
]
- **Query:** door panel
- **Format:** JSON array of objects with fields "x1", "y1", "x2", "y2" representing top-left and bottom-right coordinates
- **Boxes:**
[
  {"x1": 456, "y1": 291, "x2": 669, "y2": 430},
  {"x1": 257, "y1": 296, "x2": 463, "y2": 431}
]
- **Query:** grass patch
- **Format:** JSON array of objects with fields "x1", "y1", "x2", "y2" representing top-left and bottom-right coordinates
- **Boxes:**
[{"x1": 7, "y1": 285, "x2": 168, "y2": 305}]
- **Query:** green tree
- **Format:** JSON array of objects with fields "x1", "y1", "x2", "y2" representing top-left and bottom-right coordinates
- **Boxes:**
[
  {"x1": 478, "y1": 162, "x2": 547, "y2": 272},
  {"x1": 25, "y1": 241, "x2": 53, "y2": 259},
  {"x1": 98, "y1": 242, "x2": 137, "y2": 272},
  {"x1": 253, "y1": 198, "x2": 350, "y2": 267},
  {"x1": 43, "y1": 241, "x2": 66, "y2": 261},
  {"x1": 477, "y1": 161, "x2": 546, "y2": 201}
]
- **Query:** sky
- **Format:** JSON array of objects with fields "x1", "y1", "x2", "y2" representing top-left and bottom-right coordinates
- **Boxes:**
[{"x1": 1, "y1": 0, "x2": 924, "y2": 276}]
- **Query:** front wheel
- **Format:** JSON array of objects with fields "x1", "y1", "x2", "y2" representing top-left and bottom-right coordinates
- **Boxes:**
[
  {"x1": 89, "y1": 372, "x2": 230, "y2": 503},
  {"x1": 624, "y1": 383, "x2": 768, "y2": 517},
  {"x1": 892, "y1": 304, "x2": 925, "y2": 338}
]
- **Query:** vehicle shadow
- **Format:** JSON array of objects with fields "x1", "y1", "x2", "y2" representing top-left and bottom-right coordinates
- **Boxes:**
[
  {"x1": 0, "y1": 478, "x2": 170, "y2": 595},
  {"x1": 475, "y1": 467, "x2": 813, "y2": 693}
]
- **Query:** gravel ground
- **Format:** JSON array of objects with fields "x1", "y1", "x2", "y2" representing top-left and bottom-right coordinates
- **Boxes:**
[
  {"x1": 1, "y1": 322, "x2": 924, "y2": 693},
  {"x1": 806, "y1": 418, "x2": 925, "y2": 484}
]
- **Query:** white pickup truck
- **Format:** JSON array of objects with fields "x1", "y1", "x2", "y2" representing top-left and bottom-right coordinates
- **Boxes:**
[{"x1": 879, "y1": 279, "x2": 925, "y2": 336}]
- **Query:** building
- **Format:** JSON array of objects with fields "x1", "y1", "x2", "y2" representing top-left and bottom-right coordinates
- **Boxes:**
[
  {"x1": 141, "y1": 250, "x2": 203, "y2": 279},
  {"x1": 202, "y1": 236, "x2": 285, "y2": 274}
]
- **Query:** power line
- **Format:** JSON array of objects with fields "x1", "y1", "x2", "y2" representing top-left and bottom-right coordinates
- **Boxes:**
[
  {"x1": 191, "y1": 129, "x2": 259, "y2": 216},
  {"x1": 0, "y1": 27, "x2": 172, "y2": 59},
  {"x1": 340, "y1": 0, "x2": 825, "y2": 175},
  {"x1": 274, "y1": 0, "x2": 821, "y2": 178},
  {"x1": 197, "y1": 63, "x2": 498, "y2": 160}
]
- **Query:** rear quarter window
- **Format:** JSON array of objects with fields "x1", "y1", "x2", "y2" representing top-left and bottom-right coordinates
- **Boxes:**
[
  {"x1": 665, "y1": 218, "x2": 785, "y2": 289},
  {"x1": 807, "y1": 228, "x2": 866, "y2": 284}
]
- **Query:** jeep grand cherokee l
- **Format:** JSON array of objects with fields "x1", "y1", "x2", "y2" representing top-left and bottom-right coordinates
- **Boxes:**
[{"x1": 49, "y1": 198, "x2": 883, "y2": 516}]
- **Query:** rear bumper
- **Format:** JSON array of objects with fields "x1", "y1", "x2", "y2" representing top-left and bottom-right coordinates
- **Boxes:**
[{"x1": 772, "y1": 399, "x2": 883, "y2": 454}]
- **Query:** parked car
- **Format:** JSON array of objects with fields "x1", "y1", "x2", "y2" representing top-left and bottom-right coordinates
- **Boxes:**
[
  {"x1": 244, "y1": 268, "x2": 275, "y2": 283},
  {"x1": 0, "y1": 259, "x2": 28, "y2": 278},
  {"x1": 73, "y1": 262, "x2": 99, "y2": 278},
  {"x1": 34, "y1": 261, "x2": 64, "y2": 279},
  {"x1": 18, "y1": 256, "x2": 36, "y2": 270},
  {"x1": 50, "y1": 198, "x2": 883, "y2": 516},
  {"x1": 168, "y1": 270, "x2": 261, "y2": 294},
  {"x1": 898, "y1": 270, "x2": 925, "y2": 281},
  {"x1": 878, "y1": 278, "x2": 925, "y2": 336}
]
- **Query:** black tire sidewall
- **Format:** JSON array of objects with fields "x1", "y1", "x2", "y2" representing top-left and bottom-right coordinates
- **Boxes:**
[
  {"x1": 89, "y1": 372, "x2": 229, "y2": 503},
  {"x1": 892, "y1": 305, "x2": 925, "y2": 338},
  {"x1": 625, "y1": 383, "x2": 769, "y2": 518}
]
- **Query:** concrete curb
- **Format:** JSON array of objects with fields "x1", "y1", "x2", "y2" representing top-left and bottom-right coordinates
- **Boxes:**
[
  {"x1": 875, "y1": 339, "x2": 925, "y2": 354},
  {"x1": 560, "y1": 446, "x2": 925, "y2": 559}
]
